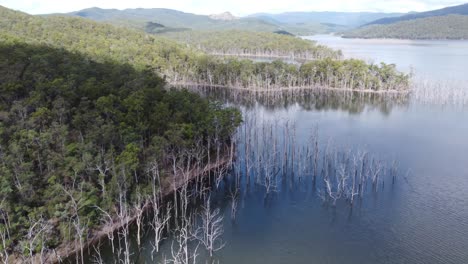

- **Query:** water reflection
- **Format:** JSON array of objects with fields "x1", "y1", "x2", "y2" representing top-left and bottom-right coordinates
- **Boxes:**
[{"x1": 187, "y1": 86, "x2": 409, "y2": 115}]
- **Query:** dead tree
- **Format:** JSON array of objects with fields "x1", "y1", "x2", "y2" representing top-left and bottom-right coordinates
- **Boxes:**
[
  {"x1": 169, "y1": 224, "x2": 199, "y2": 264},
  {"x1": 148, "y1": 161, "x2": 172, "y2": 256},
  {"x1": 348, "y1": 155, "x2": 360, "y2": 205},
  {"x1": 116, "y1": 190, "x2": 131, "y2": 264},
  {"x1": 151, "y1": 201, "x2": 172, "y2": 256},
  {"x1": 168, "y1": 171, "x2": 198, "y2": 264},
  {"x1": 91, "y1": 244, "x2": 104, "y2": 264},
  {"x1": 24, "y1": 216, "x2": 49, "y2": 264},
  {"x1": 0, "y1": 202, "x2": 10, "y2": 264},
  {"x1": 369, "y1": 159, "x2": 383, "y2": 190},
  {"x1": 195, "y1": 199, "x2": 225, "y2": 257},
  {"x1": 94, "y1": 206, "x2": 115, "y2": 255},
  {"x1": 229, "y1": 187, "x2": 239, "y2": 220},
  {"x1": 90, "y1": 147, "x2": 113, "y2": 195},
  {"x1": 61, "y1": 184, "x2": 86, "y2": 264},
  {"x1": 133, "y1": 192, "x2": 146, "y2": 248}
]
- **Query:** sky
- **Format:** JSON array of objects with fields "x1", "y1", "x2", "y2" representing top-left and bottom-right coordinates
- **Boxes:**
[{"x1": 0, "y1": 0, "x2": 466, "y2": 16}]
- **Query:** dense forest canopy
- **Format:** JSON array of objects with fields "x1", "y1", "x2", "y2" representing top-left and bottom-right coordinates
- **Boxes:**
[
  {"x1": 343, "y1": 15, "x2": 468, "y2": 40},
  {"x1": 0, "y1": 6, "x2": 201, "y2": 75},
  {"x1": 0, "y1": 40, "x2": 241, "y2": 258}
]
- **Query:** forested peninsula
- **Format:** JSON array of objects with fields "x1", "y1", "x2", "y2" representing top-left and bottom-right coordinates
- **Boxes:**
[{"x1": 0, "y1": 5, "x2": 411, "y2": 263}]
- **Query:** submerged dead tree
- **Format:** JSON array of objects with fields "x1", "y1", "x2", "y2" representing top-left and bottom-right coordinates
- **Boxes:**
[{"x1": 194, "y1": 199, "x2": 225, "y2": 257}]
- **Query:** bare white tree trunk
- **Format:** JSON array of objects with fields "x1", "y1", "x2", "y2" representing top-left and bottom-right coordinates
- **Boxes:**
[{"x1": 195, "y1": 199, "x2": 225, "y2": 257}]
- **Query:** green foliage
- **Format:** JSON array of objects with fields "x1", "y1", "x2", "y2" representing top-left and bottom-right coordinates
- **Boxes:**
[
  {"x1": 0, "y1": 42, "x2": 241, "y2": 254},
  {"x1": 0, "y1": 6, "x2": 201, "y2": 77},
  {"x1": 343, "y1": 15, "x2": 468, "y2": 40},
  {"x1": 0, "y1": 6, "x2": 408, "y2": 92},
  {"x1": 162, "y1": 30, "x2": 342, "y2": 60},
  {"x1": 187, "y1": 57, "x2": 409, "y2": 91}
]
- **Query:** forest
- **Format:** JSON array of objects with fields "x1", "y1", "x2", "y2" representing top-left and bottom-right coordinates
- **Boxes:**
[
  {"x1": 343, "y1": 15, "x2": 468, "y2": 40},
  {"x1": 161, "y1": 30, "x2": 342, "y2": 60},
  {"x1": 0, "y1": 40, "x2": 241, "y2": 262},
  {"x1": 0, "y1": 6, "x2": 410, "y2": 92},
  {"x1": 185, "y1": 58, "x2": 410, "y2": 91}
]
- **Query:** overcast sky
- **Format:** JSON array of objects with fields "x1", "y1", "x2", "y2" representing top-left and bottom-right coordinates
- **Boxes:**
[{"x1": 0, "y1": 0, "x2": 466, "y2": 15}]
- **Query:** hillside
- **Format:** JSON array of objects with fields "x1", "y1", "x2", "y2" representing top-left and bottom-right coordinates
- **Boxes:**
[
  {"x1": 0, "y1": 5, "x2": 202, "y2": 75},
  {"x1": 366, "y1": 3, "x2": 468, "y2": 25},
  {"x1": 62, "y1": 7, "x2": 293, "y2": 34},
  {"x1": 56, "y1": 7, "x2": 347, "y2": 35},
  {"x1": 0, "y1": 5, "x2": 410, "y2": 93},
  {"x1": 249, "y1": 11, "x2": 405, "y2": 27},
  {"x1": 343, "y1": 15, "x2": 468, "y2": 40}
]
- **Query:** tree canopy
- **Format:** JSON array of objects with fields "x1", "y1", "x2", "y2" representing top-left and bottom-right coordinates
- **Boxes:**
[
  {"x1": 0, "y1": 41, "x2": 241, "y2": 256},
  {"x1": 161, "y1": 30, "x2": 342, "y2": 60}
]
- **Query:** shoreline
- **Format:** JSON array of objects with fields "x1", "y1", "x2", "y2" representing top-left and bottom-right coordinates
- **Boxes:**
[
  {"x1": 203, "y1": 52, "x2": 320, "y2": 62},
  {"x1": 14, "y1": 156, "x2": 233, "y2": 264},
  {"x1": 171, "y1": 82, "x2": 411, "y2": 95}
]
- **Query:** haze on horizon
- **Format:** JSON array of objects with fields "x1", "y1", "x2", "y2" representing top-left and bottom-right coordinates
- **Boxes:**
[{"x1": 0, "y1": 0, "x2": 466, "y2": 16}]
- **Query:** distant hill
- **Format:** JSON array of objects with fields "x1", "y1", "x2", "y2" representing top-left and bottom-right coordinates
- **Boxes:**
[
  {"x1": 52, "y1": 7, "x2": 348, "y2": 35},
  {"x1": 343, "y1": 15, "x2": 468, "y2": 40},
  {"x1": 366, "y1": 3, "x2": 468, "y2": 25},
  {"x1": 249, "y1": 11, "x2": 405, "y2": 27},
  {"x1": 60, "y1": 7, "x2": 310, "y2": 34}
]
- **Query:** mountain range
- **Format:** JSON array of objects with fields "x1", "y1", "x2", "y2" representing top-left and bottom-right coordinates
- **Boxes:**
[
  {"x1": 54, "y1": 7, "x2": 407, "y2": 36},
  {"x1": 344, "y1": 3, "x2": 468, "y2": 39},
  {"x1": 7, "y1": 2, "x2": 468, "y2": 39},
  {"x1": 366, "y1": 3, "x2": 468, "y2": 25},
  {"x1": 249, "y1": 11, "x2": 405, "y2": 27}
]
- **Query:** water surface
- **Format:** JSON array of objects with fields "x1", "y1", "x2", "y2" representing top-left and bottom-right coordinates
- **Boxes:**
[
  {"x1": 91, "y1": 36, "x2": 468, "y2": 264},
  {"x1": 306, "y1": 35, "x2": 468, "y2": 82}
]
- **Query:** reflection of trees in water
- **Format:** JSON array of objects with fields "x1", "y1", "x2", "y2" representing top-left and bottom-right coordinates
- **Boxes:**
[{"x1": 187, "y1": 86, "x2": 410, "y2": 115}]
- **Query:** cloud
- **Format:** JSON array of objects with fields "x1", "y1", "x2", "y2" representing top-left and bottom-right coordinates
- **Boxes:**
[{"x1": 0, "y1": 0, "x2": 466, "y2": 15}]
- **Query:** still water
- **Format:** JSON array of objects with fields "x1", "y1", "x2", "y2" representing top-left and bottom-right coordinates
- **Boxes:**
[
  {"x1": 210, "y1": 36, "x2": 468, "y2": 264},
  {"x1": 92, "y1": 37, "x2": 468, "y2": 264},
  {"x1": 306, "y1": 35, "x2": 468, "y2": 82}
]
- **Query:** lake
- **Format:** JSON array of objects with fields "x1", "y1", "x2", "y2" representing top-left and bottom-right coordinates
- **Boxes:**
[
  {"x1": 90, "y1": 36, "x2": 468, "y2": 264},
  {"x1": 306, "y1": 35, "x2": 468, "y2": 82}
]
